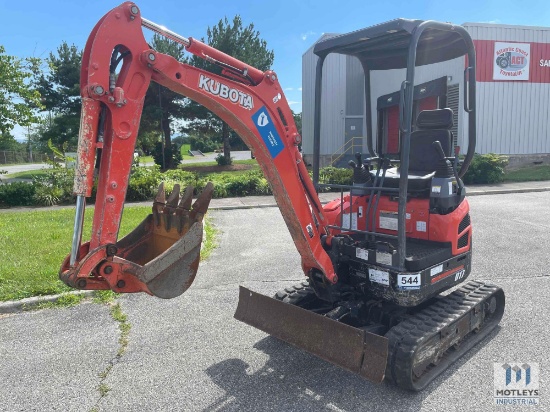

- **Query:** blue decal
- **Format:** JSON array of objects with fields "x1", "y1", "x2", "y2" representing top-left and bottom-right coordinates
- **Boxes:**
[{"x1": 251, "y1": 106, "x2": 284, "y2": 159}]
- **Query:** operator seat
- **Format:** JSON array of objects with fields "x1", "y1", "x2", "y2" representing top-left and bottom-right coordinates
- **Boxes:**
[{"x1": 378, "y1": 108, "x2": 454, "y2": 191}]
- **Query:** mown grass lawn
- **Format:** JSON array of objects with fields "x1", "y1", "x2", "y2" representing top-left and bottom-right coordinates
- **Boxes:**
[
  {"x1": 0, "y1": 207, "x2": 151, "y2": 301},
  {"x1": 0, "y1": 206, "x2": 216, "y2": 302},
  {"x1": 5, "y1": 168, "x2": 50, "y2": 179},
  {"x1": 504, "y1": 164, "x2": 550, "y2": 182}
]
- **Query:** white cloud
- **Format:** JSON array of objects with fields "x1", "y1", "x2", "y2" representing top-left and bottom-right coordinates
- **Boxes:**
[
  {"x1": 481, "y1": 19, "x2": 502, "y2": 24},
  {"x1": 298, "y1": 87, "x2": 302, "y2": 91},
  {"x1": 284, "y1": 87, "x2": 294, "y2": 91},
  {"x1": 287, "y1": 100, "x2": 301, "y2": 106},
  {"x1": 301, "y1": 31, "x2": 316, "y2": 41}
]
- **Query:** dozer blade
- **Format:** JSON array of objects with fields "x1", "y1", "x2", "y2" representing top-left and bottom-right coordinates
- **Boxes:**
[
  {"x1": 114, "y1": 182, "x2": 214, "y2": 298},
  {"x1": 234, "y1": 286, "x2": 388, "y2": 383}
]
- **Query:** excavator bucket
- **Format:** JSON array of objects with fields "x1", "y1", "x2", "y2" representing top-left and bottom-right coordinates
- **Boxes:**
[
  {"x1": 234, "y1": 286, "x2": 389, "y2": 383},
  {"x1": 113, "y1": 182, "x2": 214, "y2": 298}
]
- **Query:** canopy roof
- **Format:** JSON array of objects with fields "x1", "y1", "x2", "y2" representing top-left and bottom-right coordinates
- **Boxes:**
[{"x1": 313, "y1": 19, "x2": 469, "y2": 69}]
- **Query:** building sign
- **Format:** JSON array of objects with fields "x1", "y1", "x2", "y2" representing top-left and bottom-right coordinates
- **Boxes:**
[{"x1": 493, "y1": 42, "x2": 530, "y2": 81}]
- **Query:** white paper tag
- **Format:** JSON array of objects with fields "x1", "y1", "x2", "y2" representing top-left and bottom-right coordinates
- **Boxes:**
[
  {"x1": 379, "y1": 215, "x2": 398, "y2": 231},
  {"x1": 430, "y1": 264, "x2": 443, "y2": 277},
  {"x1": 369, "y1": 269, "x2": 389, "y2": 286},
  {"x1": 448, "y1": 182, "x2": 453, "y2": 194},
  {"x1": 356, "y1": 248, "x2": 369, "y2": 261},
  {"x1": 342, "y1": 213, "x2": 358, "y2": 230},
  {"x1": 416, "y1": 221, "x2": 427, "y2": 232},
  {"x1": 432, "y1": 185, "x2": 441, "y2": 193},
  {"x1": 376, "y1": 252, "x2": 393, "y2": 265}
]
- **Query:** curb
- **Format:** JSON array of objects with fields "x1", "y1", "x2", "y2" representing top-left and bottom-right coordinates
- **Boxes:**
[
  {"x1": 466, "y1": 187, "x2": 550, "y2": 196},
  {"x1": 0, "y1": 290, "x2": 95, "y2": 314},
  {"x1": 206, "y1": 186, "x2": 550, "y2": 211}
]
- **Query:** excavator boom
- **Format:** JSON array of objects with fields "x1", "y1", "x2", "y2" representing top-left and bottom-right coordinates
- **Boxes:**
[{"x1": 60, "y1": 2, "x2": 337, "y2": 297}]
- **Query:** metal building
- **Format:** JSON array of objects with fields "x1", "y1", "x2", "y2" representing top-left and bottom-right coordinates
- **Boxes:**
[{"x1": 302, "y1": 22, "x2": 550, "y2": 168}]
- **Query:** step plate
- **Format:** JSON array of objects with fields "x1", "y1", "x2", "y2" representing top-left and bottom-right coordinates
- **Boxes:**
[{"x1": 234, "y1": 286, "x2": 388, "y2": 383}]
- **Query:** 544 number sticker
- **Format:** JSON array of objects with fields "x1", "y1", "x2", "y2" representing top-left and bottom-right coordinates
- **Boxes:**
[{"x1": 397, "y1": 273, "x2": 421, "y2": 290}]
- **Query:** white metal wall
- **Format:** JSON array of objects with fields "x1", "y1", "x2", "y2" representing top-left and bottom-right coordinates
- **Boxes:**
[
  {"x1": 476, "y1": 82, "x2": 550, "y2": 154},
  {"x1": 465, "y1": 23, "x2": 550, "y2": 155},
  {"x1": 464, "y1": 22, "x2": 550, "y2": 43},
  {"x1": 302, "y1": 34, "x2": 347, "y2": 156}
]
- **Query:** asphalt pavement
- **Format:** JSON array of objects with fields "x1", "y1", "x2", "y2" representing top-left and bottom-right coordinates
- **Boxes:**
[{"x1": 1, "y1": 191, "x2": 549, "y2": 411}]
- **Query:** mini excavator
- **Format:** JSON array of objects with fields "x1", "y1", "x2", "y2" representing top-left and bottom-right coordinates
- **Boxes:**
[{"x1": 60, "y1": 3, "x2": 505, "y2": 390}]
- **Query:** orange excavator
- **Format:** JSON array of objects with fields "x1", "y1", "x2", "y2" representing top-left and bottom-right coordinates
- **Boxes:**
[{"x1": 60, "y1": 2, "x2": 504, "y2": 390}]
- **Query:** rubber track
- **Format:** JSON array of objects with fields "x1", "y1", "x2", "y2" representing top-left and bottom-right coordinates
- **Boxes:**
[
  {"x1": 385, "y1": 280, "x2": 504, "y2": 391},
  {"x1": 274, "y1": 280, "x2": 317, "y2": 306}
]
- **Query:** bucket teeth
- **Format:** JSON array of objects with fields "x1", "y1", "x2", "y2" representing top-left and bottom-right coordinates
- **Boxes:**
[
  {"x1": 165, "y1": 184, "x2": 180, "y2": 209},
  {"x1": 154, "y1": 182, "x2": 166, "y2": 205},
  {"x1": 178, "y1": 185, "x2": 194, "y2": 211},
  {"x1": 150, "y1": 182, "x2": 214, "y2": 234},
  {"x1": 153, "y1": 182, "x2": 166, "y2": 227},
  {"x1": 162, "y1": 184, "x2": 180, "y2": 232},
  {"x1": 176, "y1": 185, "x2": 194, "y2": 234},
  {"x1": 190, "y1": 182, "x2": 214, "y2": 224}
]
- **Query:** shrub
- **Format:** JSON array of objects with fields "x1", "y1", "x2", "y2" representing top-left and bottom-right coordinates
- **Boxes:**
[
  {"x1": 0, "y1": 182, "x2": 36, "y2": 207},
  {"x1": 126, "y1": 165, "x2": 163, "y2": 201},
  {"x1": 207, "y1": 169, "x2": 271, "y2": 198},
  {"x1": 463, "y1": 154, "x2": 508, "y2": 184},
  {"x1": 215, "y1": 153, "x2": 232, "y2": 166},
  {"x1": 318, "y1": 166, "x2": 353, "y2": 186},
  {"x1": 126, "y1": 166, "x2": 200, "y2": 201},
  {"x1": 152, "y1": 142, "x2": 182, "y2": 169},
  {"x1": 32, "y1": 167, "x2": 75, "y2": 205},
  {"x1": 308, "y1": 166, "x2": 354, "y2": 191}
]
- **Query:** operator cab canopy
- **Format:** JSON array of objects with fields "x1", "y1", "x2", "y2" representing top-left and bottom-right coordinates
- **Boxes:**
[{"x1": 312, "y1": 18, "x2": 469, "y2": 67}]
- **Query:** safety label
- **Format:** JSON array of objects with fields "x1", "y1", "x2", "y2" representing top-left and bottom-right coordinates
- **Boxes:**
[
  {"x1": 369, "y1": 269, "x2": 389, "y2": 286},
  {"x1": 379, "y1": 213, "x2": 398, "y2": 231},
  {"x1": 379, "y1": 211, "x2": 410, "y2": 231},
  {"x1": 376, "y1": 251, "x2": 393, "y2": 265},
  {"x1": 342, "y1": 213, "x2": 358, "y2": 230},
  {"x1": 356, "y1": 248, "x2": 369, "y2": 261},
  {"x1": 252, "y1": 106, "x2": 284, "y2": 159},
  {"x1": 430, "y1": 264, "x2": 443, "y2": 277}
]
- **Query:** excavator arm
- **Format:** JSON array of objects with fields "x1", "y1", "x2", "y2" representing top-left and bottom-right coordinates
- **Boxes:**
[{"x1": 60, "y1": 2, "x2": 337, "y2": 298}]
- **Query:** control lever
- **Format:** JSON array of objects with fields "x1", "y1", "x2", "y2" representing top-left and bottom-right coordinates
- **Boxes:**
[
  {"x1": 432, "y1": 140, "x2": 446, "y2": 160},
  {"x1": 431, "y1": 141, "x2": 464, "y2": 195}
]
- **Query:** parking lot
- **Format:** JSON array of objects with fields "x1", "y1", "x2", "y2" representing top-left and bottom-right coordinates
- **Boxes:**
[{"x1": 0, "y1": 191, "x2": 548, "y2": 411}]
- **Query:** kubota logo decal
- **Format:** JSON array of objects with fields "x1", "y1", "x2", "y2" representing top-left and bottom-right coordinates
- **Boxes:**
[{"x1": 198, "y1": 74, "x2": 254, "y2": 110}]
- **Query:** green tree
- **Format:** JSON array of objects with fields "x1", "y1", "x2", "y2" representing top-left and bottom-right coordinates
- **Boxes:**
[
  {"x1": 34, "y1": 42, "x2": 82, "y2": 149},
  {"x1": 0, "y1": 45, "x2": 42, "y2": 134},
  {"x1": 183, "y1": 16, "x2": 274, "y2": 164},
  {"x1": 0, "y1": 130, "x2": 25, "y2": 151},
  {"x1": 292, "y1": 111, "x2": 302, "y2": 136},
  {"x1": 139, "y1": 34, "x2": 187, "y2": 169}
]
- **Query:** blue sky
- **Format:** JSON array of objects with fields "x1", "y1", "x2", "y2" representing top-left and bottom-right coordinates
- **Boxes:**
[{"x1": 2, "y1": 0, "x2": 550, "y2": 140}]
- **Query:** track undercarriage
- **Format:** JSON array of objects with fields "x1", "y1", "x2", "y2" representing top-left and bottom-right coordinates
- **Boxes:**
[{"x1": 237, "y1": 279, "x2": 504, "y2": 391}]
